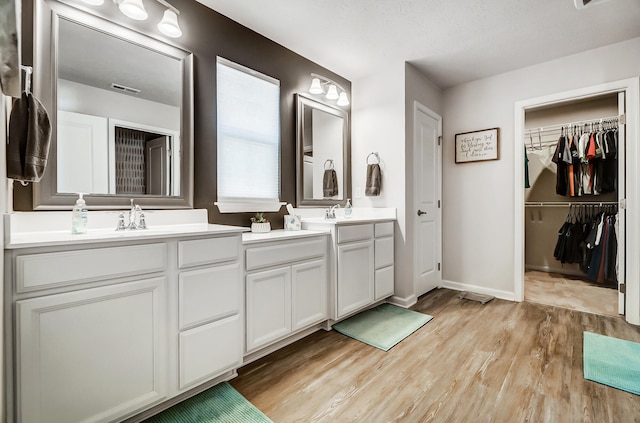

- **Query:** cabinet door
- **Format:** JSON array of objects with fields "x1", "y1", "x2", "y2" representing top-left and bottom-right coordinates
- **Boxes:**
[
  {"x1": 337, "y1": 240, "x2": 374, "y2": 318},
  {"x1": 375, "y1": 265, "x2": 395, "y2": 301},
  {"x1": 246, "y1": 267, "x2": 292, "y2": 351},
  {"x1": 16, "y1": 277, "x2": 167, "y2": 423},
  {"x1": 292, "y1": 259, "x2": 327, "y2": 331}
]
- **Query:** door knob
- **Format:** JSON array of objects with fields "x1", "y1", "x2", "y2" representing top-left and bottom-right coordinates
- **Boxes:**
[{"x1": 417, "y1": 210, "x2": 427, "y2": 216}]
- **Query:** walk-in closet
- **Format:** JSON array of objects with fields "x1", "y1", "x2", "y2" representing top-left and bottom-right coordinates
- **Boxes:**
[{"x1": 524, "y1": 94, "x2": 624, "y2": 317}]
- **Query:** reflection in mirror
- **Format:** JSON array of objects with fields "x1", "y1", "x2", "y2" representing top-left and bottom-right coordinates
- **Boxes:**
[
  {"x1": 32, "y1": 0, "x2": 193, "y2": 209},
  {"x1": 296, "y1": 93, "x2": 350, "y2": 207}
]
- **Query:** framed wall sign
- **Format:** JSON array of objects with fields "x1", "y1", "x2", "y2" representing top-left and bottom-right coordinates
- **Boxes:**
[{"x1": 455, "y1": 127, "x2": 500, "y2": 163}]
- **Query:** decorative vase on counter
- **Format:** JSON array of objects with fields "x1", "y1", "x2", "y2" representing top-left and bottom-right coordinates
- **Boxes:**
[{"x1": 251, "y1": 222, "x2": 271, "y2": 233}]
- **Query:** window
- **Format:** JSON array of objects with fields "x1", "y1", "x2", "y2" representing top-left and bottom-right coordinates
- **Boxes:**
[{"x1": 215, "y1": 57, "x2": 283, "y2": 212}]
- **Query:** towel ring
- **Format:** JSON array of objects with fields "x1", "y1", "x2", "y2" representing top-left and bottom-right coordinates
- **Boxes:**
[
  {"x1": 366, "y1": 152, "x2": 380, "y2": 165},
  {"x1": 324, "y1": 159, "x2": 334, "y2": 170}
]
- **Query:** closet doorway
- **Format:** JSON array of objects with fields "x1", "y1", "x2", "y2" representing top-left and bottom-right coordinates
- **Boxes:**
[
  {"x1": 524, "y1": 94, "x2": 621, "y2": 316},
  {"x1": 514, "y1": 77, "x2": 640, "y2": 325}
]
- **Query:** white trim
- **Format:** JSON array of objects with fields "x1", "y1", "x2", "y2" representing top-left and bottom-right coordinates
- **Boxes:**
[
  {"x1": 441, "y1": 280, "x2": 516, "y2": 302},
  {"x1": 412, "y1": 101, "x2": 443, "y2": 298},
  {"x1": 387, "y1": 294, "x2": 417, "y2": 309},
  {"x1": 216, "y1": 56, "x2": 280, "y2": 86},
  {"x1": 214, "y1": 200, "x2": 285, "y2": 213},
  {"x1": 514, "y1": 77, "x2": 640, "y2": 326}
]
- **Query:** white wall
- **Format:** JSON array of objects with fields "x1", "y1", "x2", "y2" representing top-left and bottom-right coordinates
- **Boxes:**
[
  {"x1": 350, "y1": 62, "x2": 443, "y2": 306},
  {"x1": 441, "y1": 36, "x2": 640, "y2": 298},
  {"x1": 58, "y1": 79, "x2": 180, "y2": 131}
]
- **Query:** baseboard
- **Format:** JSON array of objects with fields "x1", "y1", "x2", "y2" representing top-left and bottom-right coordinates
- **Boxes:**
[
  {"x1": 440, "y1": 280, "x2": 515, "y2": 302},
  {"x1": 387, "y1": 294, "x2": 417, "y2": 309},
  {"x1": 242, "y1": 324, "x2": 323, "y2": 366},
  {"x1": 525, "y1": 264, "x2": 585, "y2": 278}
]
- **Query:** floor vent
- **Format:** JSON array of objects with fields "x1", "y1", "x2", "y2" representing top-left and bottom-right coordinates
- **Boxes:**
[{"x1": 458, "y1": 291, "x2": 495, "y2": 304}]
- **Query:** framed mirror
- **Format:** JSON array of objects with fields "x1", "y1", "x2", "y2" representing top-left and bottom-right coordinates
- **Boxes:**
[
  {"x1": 296, "y1": 93, "x2": 350, "y2": 207},
  {"x1": 32, "y1": 0, "x2": 193, "y2": 209}
]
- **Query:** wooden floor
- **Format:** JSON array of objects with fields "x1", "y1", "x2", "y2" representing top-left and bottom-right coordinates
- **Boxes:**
[
  {"x1": 232, "y1": 288, "x2": 640, "y2": 423},
  {"x1": 525, "y1": 270, "x2": 619, "y2": 317}
]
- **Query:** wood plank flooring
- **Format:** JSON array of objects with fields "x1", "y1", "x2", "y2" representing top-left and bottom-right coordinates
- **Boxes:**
[
  {"x1": 231, "y1": 288, "x2": 640, "y2": 423},
  {"x1": 525, "y1": 270, "x2": 618, "y2": 317}
]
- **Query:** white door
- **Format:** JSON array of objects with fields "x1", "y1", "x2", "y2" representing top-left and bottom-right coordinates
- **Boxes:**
[
  {"x1": 617, "y1": 92, "x2": 626, "y2": 315},
  {"x1": 146, "y1": 136, "x2": 169, "y2": 195},
  {"x1": 337, "y1": 240, "x2": 374, "y2": 318},
  {"x1": 57, "y1": 110, "x2": 108, "y2": 194},
  {"x1": 414, "y1": 103, "x2": 442, "y2": 297},
  {"x1": 16, "y1": 277, "x2": 167, "y2": 423},
  {"x1": 291, "y1": 259, "x2": 327, "y2": 330}
]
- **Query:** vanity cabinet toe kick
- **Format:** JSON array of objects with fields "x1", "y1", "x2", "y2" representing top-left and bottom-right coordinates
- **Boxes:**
[{"x1": 5, "y1": 233, "x2": 243, "y2": 423}]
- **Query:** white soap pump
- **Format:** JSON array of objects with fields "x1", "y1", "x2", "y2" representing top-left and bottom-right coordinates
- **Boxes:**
[{"x1": 71, "y1": 193, "x2": 88, "y2": 234}]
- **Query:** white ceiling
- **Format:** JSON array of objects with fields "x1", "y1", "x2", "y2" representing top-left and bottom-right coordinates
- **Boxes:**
[{"x1": 196, "y1": 0, "x2": 640, "y2": 88}]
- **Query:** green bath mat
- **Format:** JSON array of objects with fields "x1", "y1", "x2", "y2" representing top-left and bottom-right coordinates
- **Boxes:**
[
  {"x1": 583, "y1": 331, "x2": 640, "y2": 395},
  {"x1": 332, "y1": 303, "x2": 433, "y2": 351},
  {"x1": 145, "y1": 382, "x2": 273, "y2": 423}
]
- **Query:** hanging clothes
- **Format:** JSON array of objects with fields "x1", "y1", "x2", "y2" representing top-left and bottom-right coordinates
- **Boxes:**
[{"x1": 524, "y1": 145, "x2": 530, "y2": 188}]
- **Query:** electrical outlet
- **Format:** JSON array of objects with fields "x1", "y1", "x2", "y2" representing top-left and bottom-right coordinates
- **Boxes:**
[{"x1": 355, "y1": 187, "x2": 362, "y2": 199}]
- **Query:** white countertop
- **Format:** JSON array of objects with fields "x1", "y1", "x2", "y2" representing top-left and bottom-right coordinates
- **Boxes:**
[
  {"x1": 4, "y1": 209, "x2": 247, "y2": 249},
  {"x1": 242, "y1": 229, "x2": 330, "y2": 245},
  {"x1": 294, "y1": 207, "x2": 396, "y2": 225}
]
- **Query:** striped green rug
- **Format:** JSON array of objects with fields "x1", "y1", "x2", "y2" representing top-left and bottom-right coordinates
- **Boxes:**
[
  {"x1": 583, "y1": 331, "x2": 640, "y2": 395},
  {"x1": 332, "y1": 303, "x2": 433, "y2": 351},
  {"x1": 145, "y1": 382, "x2": 273, "y2": 422}
]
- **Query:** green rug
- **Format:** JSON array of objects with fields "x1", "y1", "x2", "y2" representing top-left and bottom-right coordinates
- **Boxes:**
[
  {"x1": 332, "y1": 303, "x2": 433, "y2": 351},
  {"x1": 583, "y1": 331, "x2": 640, "y2": 395},
  {"x1": 145, "y1": 382, "x2": 273, "y2": 422}
]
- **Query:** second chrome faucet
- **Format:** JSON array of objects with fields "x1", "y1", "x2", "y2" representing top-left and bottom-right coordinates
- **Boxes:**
[{"x1": 116, "y1": 199, "x2": 148, "y2": 230}]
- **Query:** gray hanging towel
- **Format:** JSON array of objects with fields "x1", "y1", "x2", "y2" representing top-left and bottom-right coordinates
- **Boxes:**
[
  {"x1": 365, "y1": 163, "x2": 381, "y2": 196},
  {"x1": 323, "y1": 169, "x2": 338, "y2": 197},
  {"x1": 7, "y1": 92, "x2": 51, "y2": 182}
]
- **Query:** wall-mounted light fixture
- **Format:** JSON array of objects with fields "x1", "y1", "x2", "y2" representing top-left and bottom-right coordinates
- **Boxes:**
[
  {"x1": 80, "y1": 0, "x2": 183, "y2": 38},
  {"x1": 308, "y1": 73, "x2": 350, "y2": 107}
]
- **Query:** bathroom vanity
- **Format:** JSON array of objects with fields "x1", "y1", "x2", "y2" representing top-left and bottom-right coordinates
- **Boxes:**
[{"x1": 3, "y1": 210, "x2": 245, "y2": 423}]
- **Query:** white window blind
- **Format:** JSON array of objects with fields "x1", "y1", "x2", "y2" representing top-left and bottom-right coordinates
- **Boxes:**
[{"x1": 216, "y1": 57, "x2": 282, "y2": 212}]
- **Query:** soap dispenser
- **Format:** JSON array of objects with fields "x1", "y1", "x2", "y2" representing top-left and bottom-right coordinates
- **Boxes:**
[
  {"x1": 345, "y1": 198, "x2": 352, "y2": 218},
  {"x1": 71, "y1": 193, "x2": 88, "y2": 234}
]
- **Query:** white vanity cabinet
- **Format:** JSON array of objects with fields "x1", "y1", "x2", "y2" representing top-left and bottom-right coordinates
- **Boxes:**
[
  {"x1": 5, "y1": 229, "x2": 243, "y2": 423},
  {"x1": 244, "y1": 234, "x2": 328, "y2": 353},
  {"x1": 303, "y1": 218, "x2": 395, "y2": 322}
]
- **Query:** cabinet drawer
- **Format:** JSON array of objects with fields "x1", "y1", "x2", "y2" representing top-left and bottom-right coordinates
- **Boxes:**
[
  {"x1": 16, "y1": 243, "x2": 167, "y2": 293},
  {"x1": 178, "y1": 235, "x2": 240, "y2": 269},
  {"x1": 179, "y1": 263, "x2": 241, "y2": 330},
  {"x1": 375, "y1": 221, "x2": 394, "y2": 238},
  {"x1": 375, "y1": 265, "x2": 394, "y2": 300},
  {"x1": 375, "y1": 237, "x2": 394, "y2": 269},
  {"x1": 245, "y1": 237, "x2": 326, "y2": 271},
  {"x1": 179, "y1": 315, "x2": 242, "y2": 390},
  {"x1": 337, "y1": 224, "x2": 373, "y2": 244}
]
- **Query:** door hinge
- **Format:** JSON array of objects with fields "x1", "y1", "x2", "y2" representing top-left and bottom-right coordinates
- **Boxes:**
[
  {"x1": 619, "y1": 114, "x2": 626, "y2": 125},
  {"x1": 619, "y1": 283, "x2": 626, "y2": 294},
  {"x1": 438, "y1": 136, "x2": 442, "y2": 146},
  {"x1": 437, "y1": 262, "x2": 441, "y2": 271},
  {"x1": 619, "y1": 199, "x2": 627, "y2": 210},
  {"x1": 438, "y1": 200, "x2": 441, "y2": 208}
]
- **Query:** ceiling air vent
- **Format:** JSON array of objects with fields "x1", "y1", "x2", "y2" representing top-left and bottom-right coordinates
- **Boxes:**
[
  {"x1": 574, "y1": 0, "x2": 612, "y2": 9},
  {"x1": 110, "y1": 83, "x2": 141, "y2": 94}
]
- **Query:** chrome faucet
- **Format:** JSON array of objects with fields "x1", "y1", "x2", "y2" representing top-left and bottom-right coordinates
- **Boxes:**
[
  {"x1": 326, "y1": 204, "x2": 340, "y2": 219},
  {"x1": 127, "y1": 199, "x2": 144, "y2": 230}
]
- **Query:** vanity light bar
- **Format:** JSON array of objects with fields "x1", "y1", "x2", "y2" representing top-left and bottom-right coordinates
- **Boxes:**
[{"x1": 110, "y1": 82, "x2": 141, "y2": 94}]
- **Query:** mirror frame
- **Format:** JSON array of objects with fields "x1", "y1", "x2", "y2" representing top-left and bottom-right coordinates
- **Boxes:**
[
  {"x1": 295, "y1": 93, "x2": 350, "y2": 207},
  {"x1": 32, "y1": 0, "x2": 194, "y2": 209}
]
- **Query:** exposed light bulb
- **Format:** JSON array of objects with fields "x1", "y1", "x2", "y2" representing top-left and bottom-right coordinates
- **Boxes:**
[
  {"x1": 337, "y1": 91, "x2": 349, "y2": 106},
  {"x1": 326, "y1": 84, "x2": 339, "y2": 100},
  {"x1": 158, "y1": 9, "x2": 182, "y2": 38},
  {"x1": 309, "y1": 78, "x2": 323, "y2": 95},
  {"x1": 118, "y1": 0, "x2": 148, "y2": 20}
]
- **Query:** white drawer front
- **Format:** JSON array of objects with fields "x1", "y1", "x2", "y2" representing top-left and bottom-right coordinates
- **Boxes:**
[
  {"x1": 375, "y1": 221, "x2": 394, "y2": 238},
  {"x1": 375, "y1": 237, "x2": 394, "y2": 269},
  {"x1": 179, "y1": 263, "x2": 241, "y2": 330},
  {"x1": 375, "y1": 265, "x2": 395, "y2": 300},
  {"x1": 179, "y1": 315, "x2": 242, "y2": 390},
  {"x1": 178, "y1": 235, "x2": 240, "y2": 269},
  {"x1": 16, "y1": 243, "x2": 167, "y2": 293},
  {"x1": 337, "y1": 224, "x2": 374, "y2": 244},
  {"x1": 245, "y1": 237, "x2": 326, "y2": 271}
]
